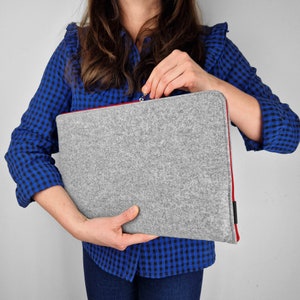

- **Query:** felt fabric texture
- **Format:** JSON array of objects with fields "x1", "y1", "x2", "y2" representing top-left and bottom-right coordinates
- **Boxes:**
[{"x1": 56, "y1": 91, "x2": 237, "y2": 243}]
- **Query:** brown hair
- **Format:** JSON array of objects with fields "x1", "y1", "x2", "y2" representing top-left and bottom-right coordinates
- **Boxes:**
[{"x1": 79, "y1": 0, "x2": 207, "y2": 94}]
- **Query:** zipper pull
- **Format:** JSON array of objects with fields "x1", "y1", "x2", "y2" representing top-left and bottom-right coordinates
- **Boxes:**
[{"x1": 139, "y1": 93, "x2": 149, "y2": 101}]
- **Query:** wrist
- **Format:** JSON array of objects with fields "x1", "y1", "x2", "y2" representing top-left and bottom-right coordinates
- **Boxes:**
[
  {"x1": 35, "y1": 186, "x2": 90, "y2": 241},
  {"x1": 196, "y1": 72, "x2": 222, "y2": 92},
  {"x1": 206, "y1": 73, "x2": 223, "y2": 91},
  {"x1": 70, "y1": 215, "x2": 90, "y2": 241}
]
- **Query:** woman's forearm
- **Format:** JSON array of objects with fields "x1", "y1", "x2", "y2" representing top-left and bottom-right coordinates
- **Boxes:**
[
  {"x1": 34, "y1": 186, "x2": 87, "y2": 239},
  {"x1": 211, "y1": 76, "x2": 262, "y2": 142}
]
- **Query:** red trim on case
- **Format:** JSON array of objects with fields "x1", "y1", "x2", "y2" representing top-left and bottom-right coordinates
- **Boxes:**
[
  {"x1": 225, "y1": 100, "x2": 240, "y2": 242},
  {"x1": 61, "y1": 100, "x2": 141, "y2": 115}
]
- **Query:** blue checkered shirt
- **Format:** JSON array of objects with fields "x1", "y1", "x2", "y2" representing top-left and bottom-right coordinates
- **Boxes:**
[{"x1": 5, "y1": 22, "x2": 300, "y2": 282}]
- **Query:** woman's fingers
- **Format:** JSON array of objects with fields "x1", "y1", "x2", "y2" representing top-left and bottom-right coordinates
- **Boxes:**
[
  {"x1": 79, "y1": 206, "x2": 157, "y2": 251},
  {"x1": 113, "y1": 205, "x2": 157, "y2": 249},
  {"x1": 142, "y1": 50, "x2": 183, "y2": 98},
  {"x1": 114, "y1": 205, "x2": 140, "y2": 227},
  {"x1": 120, "y1": 232, "x2": 157, "y2": 249},
  {"x1": 142, "y1": 50, "x2": 209, "y2": 99},
  {"x1": 152, "y1": 65, "x2": 185, "y2": 98}
]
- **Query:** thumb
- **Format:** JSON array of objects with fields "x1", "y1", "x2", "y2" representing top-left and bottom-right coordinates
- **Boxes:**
[{"x1": 115, "y1": 205, "x2": 140, "y2": 226}]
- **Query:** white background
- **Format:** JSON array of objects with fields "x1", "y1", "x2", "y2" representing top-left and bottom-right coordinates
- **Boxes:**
[{"x1": 1, "y1": 1, "x2": 299, "y2": 299}]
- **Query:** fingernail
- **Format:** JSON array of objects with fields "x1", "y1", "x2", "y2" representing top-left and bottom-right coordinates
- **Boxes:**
[
  {"x1": 130, "y1": 205, "x2": 139, "y2": 214},
  {"x1": 142, "y1": 84, "x2": 149, "y2": 95}
]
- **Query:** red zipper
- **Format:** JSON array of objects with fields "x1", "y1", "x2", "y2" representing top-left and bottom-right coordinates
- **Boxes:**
[{"x1": 225, "y1": 100, "x2": 240, "y2": 242}]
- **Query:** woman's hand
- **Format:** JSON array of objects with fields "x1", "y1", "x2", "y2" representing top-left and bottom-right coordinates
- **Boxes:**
[
  {"x1": 76, "y1": 205, "x2": 157, "y2": 251},
  {"x1": 34, "y1": 186, "x2": 157, "y2": 252},
  {"x1": 142, "y1": 49, "x2": 215, "y2": 99},
  {"x1": 142, "y1": 49, "x2": 262, "y2": 142}
]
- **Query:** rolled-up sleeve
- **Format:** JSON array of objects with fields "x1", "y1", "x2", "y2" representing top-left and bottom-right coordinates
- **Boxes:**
[
  {"x1": 212, "y1": 33, "x2": 300, "y2": 153},
  {"x1": 5, "y1": 39, "x2": 72, "y2": 207}
]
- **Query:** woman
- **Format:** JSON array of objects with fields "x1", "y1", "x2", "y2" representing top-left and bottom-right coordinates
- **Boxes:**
[{"x1": 5, "y1": 0, "x2": 300, "y2": 299}]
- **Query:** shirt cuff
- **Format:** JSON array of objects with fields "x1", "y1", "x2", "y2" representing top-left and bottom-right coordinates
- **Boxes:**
[
  {"x1": 15, "y1": 161, "x2": 64, "y2": 208},
  {"x1": 242, "y1": 96, "x2": 299, "y2": 153}
]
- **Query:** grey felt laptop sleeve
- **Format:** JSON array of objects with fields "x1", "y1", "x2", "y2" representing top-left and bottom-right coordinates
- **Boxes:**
[{"x1": 56, "y1": 91, "x2": 239, "y2": 243}]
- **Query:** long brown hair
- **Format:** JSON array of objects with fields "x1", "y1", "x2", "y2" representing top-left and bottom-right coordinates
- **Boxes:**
[{"x1": 79, "y1": 0, "x2": 207, "y2": 94}]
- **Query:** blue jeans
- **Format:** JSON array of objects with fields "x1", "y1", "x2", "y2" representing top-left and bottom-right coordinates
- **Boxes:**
[{"x1": 83, "y1": 249, "x2": 203, "y2": 300}]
